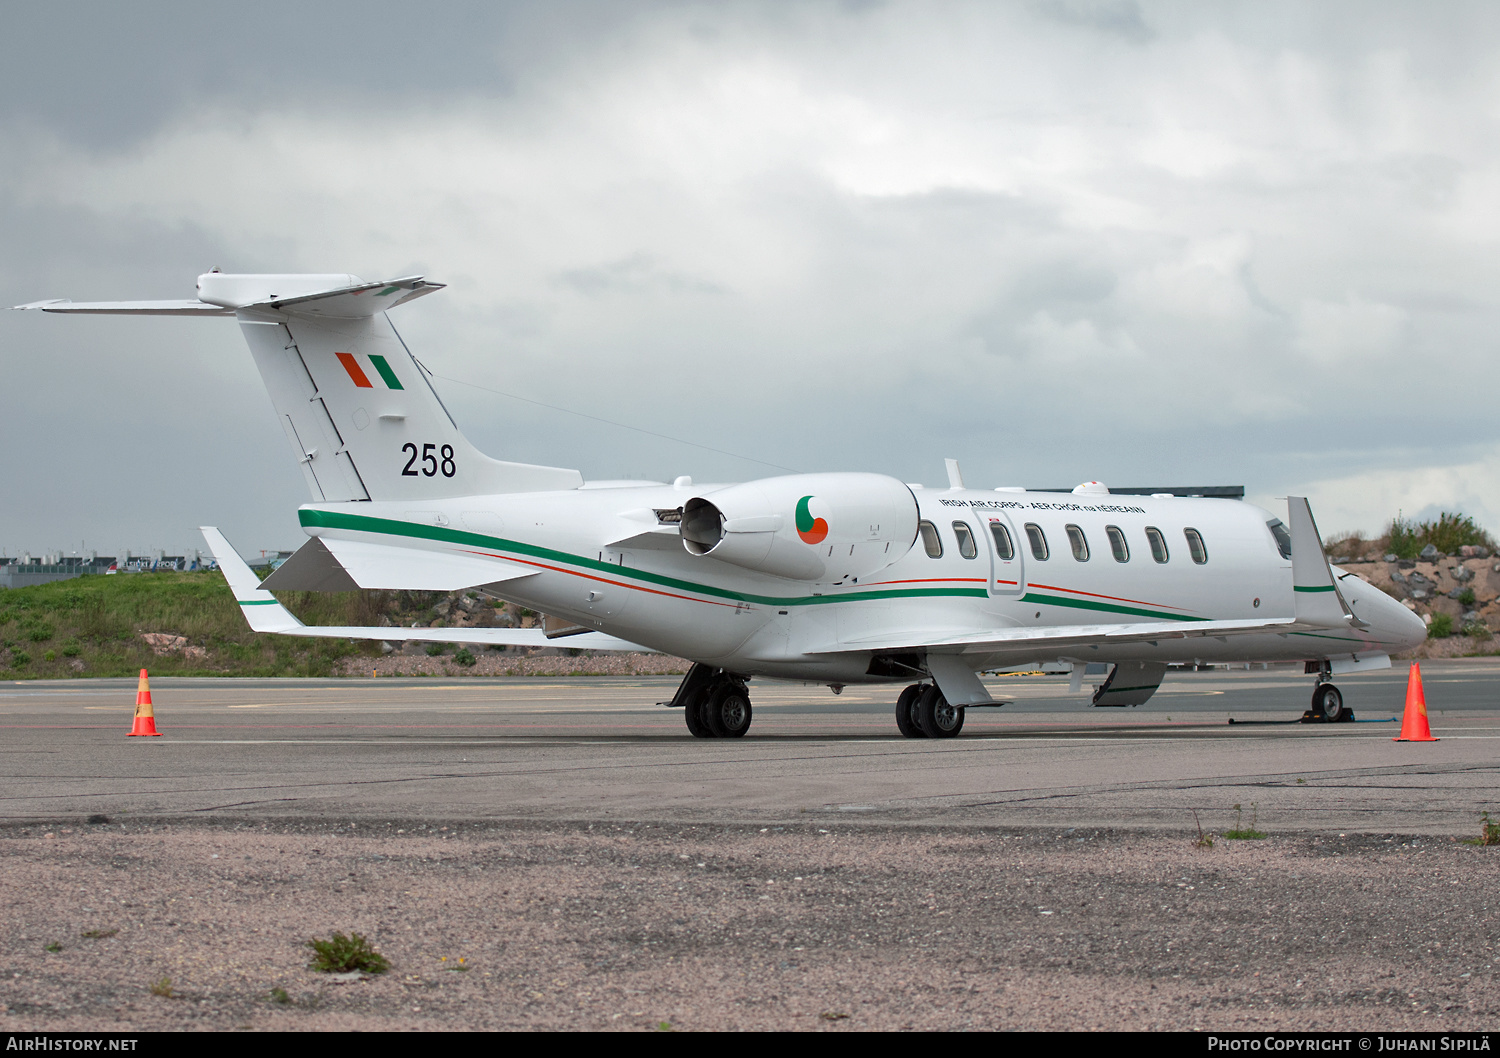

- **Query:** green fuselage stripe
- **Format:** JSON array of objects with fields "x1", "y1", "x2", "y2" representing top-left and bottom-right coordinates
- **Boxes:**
[
  {"x1": 1019, "y1": 592, "x2": 1206, "y2": 623},
  {"x1": 239, "y1": 600, "x2": 279, "y2": 606},
  {"x1": 1293, "y1": 585, "x2": 1335, "y2": 592},
  {"x1": 298, "y1": 508, "x2": 1205, "y2": 621}
]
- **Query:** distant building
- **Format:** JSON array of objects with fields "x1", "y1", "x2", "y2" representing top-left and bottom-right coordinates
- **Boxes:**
[
  {"x1": 0, "y1": 553, "x2": 115, "y2": 589},
  {"x1": 0, "y1": 547, "x2": 216, "y2": 589}
]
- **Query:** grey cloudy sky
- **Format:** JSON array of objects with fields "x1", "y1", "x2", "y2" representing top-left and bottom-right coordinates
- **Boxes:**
[{"x1": 4, "y1": 1, "x2": 1500, "y2": 557}]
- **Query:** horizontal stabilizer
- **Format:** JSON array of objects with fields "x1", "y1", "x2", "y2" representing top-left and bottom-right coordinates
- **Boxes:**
[
  {"x1": 12, "y1": 273, "x2": 443, "y2": 319},
  {"x1": 12, "y1": 299, "x2": 233, "y2": 316}
]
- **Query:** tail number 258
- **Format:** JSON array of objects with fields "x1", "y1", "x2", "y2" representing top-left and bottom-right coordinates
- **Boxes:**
[{"x1": 401, "y1": 443, "x2": 456, "y2": 478}]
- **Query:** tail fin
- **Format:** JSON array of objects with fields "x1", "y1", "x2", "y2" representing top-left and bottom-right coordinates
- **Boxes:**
[{"x1": 19, "y1": 273, "x2": 582, "y2": 500}]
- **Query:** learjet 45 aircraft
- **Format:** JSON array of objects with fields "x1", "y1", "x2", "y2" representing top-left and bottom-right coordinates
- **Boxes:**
[{"x1": 15, "y1": 273, "x2": 1427, "y2": 737}]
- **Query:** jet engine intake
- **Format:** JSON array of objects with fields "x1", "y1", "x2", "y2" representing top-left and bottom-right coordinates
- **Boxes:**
[{"x1": 680, "y1": 473, "x2": 919, "y2": 582}]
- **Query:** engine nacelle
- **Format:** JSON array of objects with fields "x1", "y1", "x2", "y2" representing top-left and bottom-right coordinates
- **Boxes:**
[{"x1": 679, "y1": 473, "x2": 919, "y2": 582}]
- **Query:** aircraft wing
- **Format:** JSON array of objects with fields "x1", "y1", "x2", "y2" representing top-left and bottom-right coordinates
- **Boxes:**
[{"x1": 201, "y1": 527, "x2": 653, "y2": 652}]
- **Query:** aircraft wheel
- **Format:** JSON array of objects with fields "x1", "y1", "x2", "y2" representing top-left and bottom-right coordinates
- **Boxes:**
[
  {"x1": 683, "y1": 687, "x2": 714, "y2": 738},
  {"x1": 895, "y1": 684, "x2": 926, "y2": 738},
  {"x1": 704, "y1": 683, "x2": 753, "y2": 738},
  {"x1": 1312, "y1": 683, "x2": 1345, "y2": 723},
  {"x1": 916, "y1": 684, "x2": 964, "y2": 739}
]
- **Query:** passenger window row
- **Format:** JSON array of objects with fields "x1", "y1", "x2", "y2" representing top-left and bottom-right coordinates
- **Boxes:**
[{"x1": 917, "y1": 521, "x2": 1208, "y2": 565}]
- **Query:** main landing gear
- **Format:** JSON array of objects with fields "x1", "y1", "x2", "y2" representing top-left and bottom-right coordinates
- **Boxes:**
[
  {"x1": 668, "y1": 663, "x2": 753, "y2": 739},
  {"x1": 1304, "y1": 663, "x2": 1354, "y2": 723},
  {"x1": 894, "y1": 683, "x2": 964, "y2": 739}
]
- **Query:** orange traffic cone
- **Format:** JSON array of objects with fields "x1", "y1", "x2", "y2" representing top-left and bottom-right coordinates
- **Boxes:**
[
  {"x1": 1394, "y1": 662, "x2": 1438, "y2": 742},
  {"x1": 128, "y1": 668, "x2": 161, "y2": 737}
]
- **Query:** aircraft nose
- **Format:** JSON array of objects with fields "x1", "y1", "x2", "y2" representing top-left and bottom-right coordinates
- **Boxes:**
[{"x1": 1380, "y1": 590, "x2": 1429, "y2": 651}]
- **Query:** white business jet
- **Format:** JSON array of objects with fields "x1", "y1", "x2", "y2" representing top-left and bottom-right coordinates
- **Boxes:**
[{"x1": 15, "y1": 273, "x2": 1427, "y2": 738}]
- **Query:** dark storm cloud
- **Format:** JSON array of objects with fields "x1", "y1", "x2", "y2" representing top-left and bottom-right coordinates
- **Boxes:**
[{"x1": 6, "y1": 1, "x2": 1500, "y2": 551}]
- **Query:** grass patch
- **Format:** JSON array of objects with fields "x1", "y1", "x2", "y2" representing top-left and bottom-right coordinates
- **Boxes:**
[
  {"x1": 306, "y1": 931, "x2": 389, "y2": 974},
  {"x1": 149, "y1": 976, "x2": 173, "y2": 997},
  {"x1": 269, "y1": 986, "x2": 291, "y2": 1004},
  {"x1": 1464, "y1": 811, "x2": 1500, "y2": 846},
  {"x1": 1223, "y1": 802, "x2": 1267, "y2": 840},
  {"x1": 0, "y1": 572, "x2": 466, "y2": 678}
]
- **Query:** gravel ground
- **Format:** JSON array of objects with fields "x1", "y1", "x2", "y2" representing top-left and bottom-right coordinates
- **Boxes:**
[{"x1": 2, "y1": 820, "x2": 1497, "y2": 1031}]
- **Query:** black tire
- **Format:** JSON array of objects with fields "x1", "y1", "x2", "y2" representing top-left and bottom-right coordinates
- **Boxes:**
[
  {"x1": 704, "y1": 683, "x2": 752, "y2": 738},
  {"x1": 916, "y1": 684, "x2": 964, "y2": 738},
  {"x1": 895, "y1": 684, "x2": 926, "y2": 738},
  {"x1": 683, "y1": 688, "x2": 714, "y2": 738},
  {"x1": 1313, "y1": 683, "x2": 1344, "y2": 723}
]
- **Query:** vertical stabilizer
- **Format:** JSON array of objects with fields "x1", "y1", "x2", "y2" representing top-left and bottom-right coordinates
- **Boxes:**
[{"x1": 18, "y1": 273, "x2": 584, "y2": 501}]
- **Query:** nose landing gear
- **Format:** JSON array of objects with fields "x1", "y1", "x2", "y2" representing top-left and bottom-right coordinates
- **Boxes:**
[{"x1": 1303, "y1": 664, "x2": 1355, "y2": 723}]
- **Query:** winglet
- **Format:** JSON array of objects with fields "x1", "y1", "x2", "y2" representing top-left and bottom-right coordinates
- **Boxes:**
[
  {"x1": 1285, "y1": 497, "x2": 1365, "y2": 628},
  {"x1": 199, "y1": 527, "x2": 305, "y2": 633}
]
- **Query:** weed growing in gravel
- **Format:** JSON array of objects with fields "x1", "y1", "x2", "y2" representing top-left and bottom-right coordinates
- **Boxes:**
[
  {"x1": 149, "y1": 976, "x2": 173, "y2": 997},
  {"x1": 307, "y1": 931, "x2": 390, "y2": 974},
  {"x1": 43, "y1": 942, "x2": 61, "y2": 953},
  {"x1": 1465, "y1": 812, "x2": 1500, "y2": 846},
  {"x1": 269, "y1": 986, "x2": 291, "y2": 1004},
  {"x1": 1223, "y1": 803, "x2": 1267, "y2": 840},
  {"x1": 1191, "y1": 810, "x2": 1215, "y2": 848},
  {"x1": 80, "y1": 929, "x2": 117, "y2": 939}
]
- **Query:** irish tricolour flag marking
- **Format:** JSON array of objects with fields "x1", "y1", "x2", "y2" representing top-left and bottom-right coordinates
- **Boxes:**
[{"x1": 336, "y1": 352, "x2": 404, "y2": 390}]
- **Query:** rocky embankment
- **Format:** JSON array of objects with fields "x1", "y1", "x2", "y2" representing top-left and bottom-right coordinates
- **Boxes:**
[{"x1": 1334, "y1": 544, "x2": 1500, "y2": 658}]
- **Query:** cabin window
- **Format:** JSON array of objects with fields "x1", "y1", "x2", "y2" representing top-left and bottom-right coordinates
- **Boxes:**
[
  {"x1": 1065, "y1": 524, "x2": 1089, "y2": 562},
  {"x1": 1025, "y1": 523, "x2": 1049, "y2": 561},
  {"x1": 919, "y1": 520, "x2": 943, "y2": 559},
  {"x1": 952, "y1": 521, "x2": 978, "y2": 559},
  {"x1": 1106, "y1": 525, "x2": 1129, "y2": 563},
  {"x1": 1184, "y1": 528, "x2": 1208, "y2": 564},
  {"x1": 989, "y1": 520, "x2": 1015, "y2": 561},
  {"x1": 1145, "y1": 526, "x2": 1169, "y2": 563},
  {"x1": 1266, "y1": 518, "x2": 1292, "y2": 560}
]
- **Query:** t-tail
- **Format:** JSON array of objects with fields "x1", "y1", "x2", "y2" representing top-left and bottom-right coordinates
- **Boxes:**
[{"x1": 14, "y1": 273, "x2": 581, "y2": 500}]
